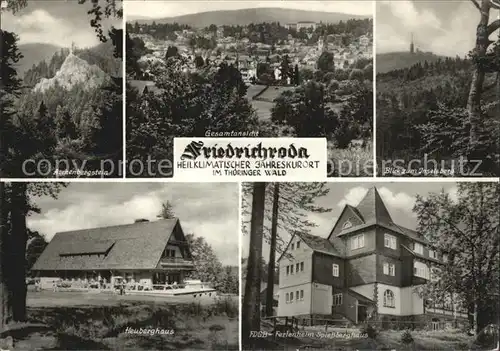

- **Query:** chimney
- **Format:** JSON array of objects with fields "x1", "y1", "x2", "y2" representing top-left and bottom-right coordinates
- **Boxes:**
[{"x1": 134, "y1": 219, "x2": 149, "y2": 223}]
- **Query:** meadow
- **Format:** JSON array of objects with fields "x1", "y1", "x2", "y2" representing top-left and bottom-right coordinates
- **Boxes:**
[{"x1": 7, "y1": 290, "x2": 239, "y2": 350}]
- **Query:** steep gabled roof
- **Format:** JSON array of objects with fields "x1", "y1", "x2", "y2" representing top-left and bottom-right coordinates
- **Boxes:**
[
  {"x1": 32, "y1": 219, "x2": 184, "y2": 271},
  {"x1": 277, "y1": 231, "x2": 342, "y2": 262},
  {"x1": 355, "y1": 187, "x2": 393, "y2": 225},
  {"x1": 299, "y1": 232, "x2": 342, "y2": 257}
]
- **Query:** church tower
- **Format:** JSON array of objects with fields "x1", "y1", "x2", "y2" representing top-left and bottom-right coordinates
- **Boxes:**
[
  {"x1": 318, "y1": 31, "x2": 328, "y2": 52},
  {"x1": 410, "y1": 33, "x2": 415, "y2": 54}
]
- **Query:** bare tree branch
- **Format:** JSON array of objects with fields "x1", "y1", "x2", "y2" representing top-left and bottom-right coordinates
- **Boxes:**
[
  {"x1": 490, "y1": 0, "x2": 500, "y2": 10},
  {"x1": 487, "y1": 19, "x2": 500, "y2": 35},
  {"x1": 470, "y1": 0, "x2": 482, "y2": 11}
]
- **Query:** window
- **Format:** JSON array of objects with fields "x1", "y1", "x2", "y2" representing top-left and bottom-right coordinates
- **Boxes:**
[
  {"x1": 290, "y1": 265, "x2": 294, "y2": 274},
  {"x1": 389, "y1": 264, "x2": 395, "y2": 276},
  {"x1": 296, "y1": 263, "x2": 300, "y2": 272},
  {"x1": 413, "y1": 242, "x2": 423, "y2": 254},
  {"x1": 300, "y1": 262, "x2": 304, "y2": 272},
  {"x1": 286, "y1": 292, "x2": 289, "y2": 303},
  {"x1": 384, "y1": 234, "x2": 397, "y2": 250},
  {"x1": 429, "y1": 249, "x2": 437, "y2": 259},
  {"x1": 383, "y1": 290, "x2": 395, "y2": 308},
  {"x1": 296, "y1": 241, "x2": 301, "y2": 249},
  {"x1": 290, "y1": 291, "x2": 294, "y2": 302},
  {"x1": 351, "y1": 234, "x2": 365, "y2": 250},
  {"x1": 414, "y1": 262, "x2": 429, "y2": 279},
  {"x1": 291, "y1": 243, "x2": 295, "y2": 250},
  {"x1": 300, "y1": 290, "x2": 304, "y2": 300},
  {"x1": 286, "y1": 266, "x2": 289, "y2": 276},
  {"x1": 333, "y1": 293, "x2": 343, "y2": 306},
  {"x1": 383, "y1": 262, "x2": 395, "y2": 276},
  {"x1": 342, "y1": 220, "x2": 353, "y2": 230},
  {"x1": 296, "y1": 291, "x2": 299, "y2": 302},
  {"x1": 332, "y1": 263, "x2": 339, "y2": 277}
]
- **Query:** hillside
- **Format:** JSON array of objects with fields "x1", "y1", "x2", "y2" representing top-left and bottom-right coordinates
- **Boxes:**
[
  {"x1": 131, "y1": 8, "x2": 368, "y2": 27},
  {"x1": 17, "y1": 43, "x2": 61, "y2": 76},
  {"x1": 376, "y1": 51, "x2": 446, "y2": 74}
]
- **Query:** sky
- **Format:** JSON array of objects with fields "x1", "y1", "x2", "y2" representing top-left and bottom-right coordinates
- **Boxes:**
[
  {"x1": 27, "y1": 182, "x2": 239, "y2": 266},
  {"x1": 377, "y1": 0, "x2": 500, "y2": 56},
  {"x1": 125, "y1": 0, "x2": 374, "y2": 19},
  {"x1": 1, "y1": 0, "x2": 122, "y2": 48},
  {"x1": 242, "y1": 182, "x2": 461, "y2": 259}
]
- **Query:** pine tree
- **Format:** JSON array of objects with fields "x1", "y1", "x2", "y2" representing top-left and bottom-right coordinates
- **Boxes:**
[
  {"x1": 294, "y1": 64, "x2": 300, "y2": 86},
  {"x1": 158, "y1": 201, "x2": 176, "y2": 219}
]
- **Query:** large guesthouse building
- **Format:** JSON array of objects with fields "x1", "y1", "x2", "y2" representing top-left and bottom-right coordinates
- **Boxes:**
[
  {"x1": 277, "y1": 187, "x2": 468, "y2": 329},
  {"x1": 31, "y1": 219, "x2": 195, "y2": 289}
]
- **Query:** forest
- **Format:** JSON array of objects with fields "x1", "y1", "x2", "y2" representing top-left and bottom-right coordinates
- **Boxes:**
[
  {"x1": 376, "y1": 0, "x2": 500, "y2": 177},
  {"x1": 1, "y1": 30, "x2": 123, "y2": 178}
]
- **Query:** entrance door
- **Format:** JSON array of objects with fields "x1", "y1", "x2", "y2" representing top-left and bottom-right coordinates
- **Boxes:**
[
  {"x1": 357, "y1": 304, "x2": 368, "y2": 323},
  {"x1": 167, "y1": 273, "x2": 181, "y2": 284}
]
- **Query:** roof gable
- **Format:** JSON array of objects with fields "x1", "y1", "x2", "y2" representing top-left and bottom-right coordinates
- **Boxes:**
[
  {"x1": 32, "y1": 219, "x2": 180, "y2": 271},
  {"x1": 328, "y1": 204, "x2": 365, "y2": 239},
  {"x1": 355, "y1": 187, "x2": 393, "y2": 225}
]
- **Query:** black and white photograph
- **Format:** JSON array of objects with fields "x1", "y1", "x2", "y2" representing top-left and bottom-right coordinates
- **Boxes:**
[
  {"x1": 125, "y1": 1, "x2": 373, "y2": 178},
  {"x1": 0, "y1": 182, "x2": 239, "y2": 350},
  {"x1": 376, "y1": 0, "x2": 500, "y2": 177},
  {"x1": 241, "y1": 182, "x2": 499, "y2": 350},
  {"x1": 0, "y1": 0, "x2": 124, "y2": 178}
]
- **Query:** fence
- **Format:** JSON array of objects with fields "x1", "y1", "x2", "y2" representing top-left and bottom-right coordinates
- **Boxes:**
[{"x1": 262, "y1": 315, "x2": 468, "y2": 333}]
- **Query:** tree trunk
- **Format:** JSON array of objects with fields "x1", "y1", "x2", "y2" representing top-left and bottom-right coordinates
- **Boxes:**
[
  {"x1": 467, "y1": 0, "x2": 492, "y2": 158},
  {"x1": 242, "y1": 182, "x2": 266, "y2": 347},
  {"x1": 0, "y1": 182, "x2": 8, "y2": 332},
  {"x1": 10, "y1": 182, "x2": 28, "y2": 322},
  {"x1": 473, "y1": 300, "x2": 479, "y2": 335},
  {"x1": 265, "y1": 183, "x2": 279, "y2": 317}
]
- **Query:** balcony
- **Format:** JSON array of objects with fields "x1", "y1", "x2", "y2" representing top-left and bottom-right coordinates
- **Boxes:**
[
  {"x1": 426, "y1": 307, "x2": 468, "y2": 319},
  {"x1": 159, "y1": 257, "x2": 195, "y2": 269}
]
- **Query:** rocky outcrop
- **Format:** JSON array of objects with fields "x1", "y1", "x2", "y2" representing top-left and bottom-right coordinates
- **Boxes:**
[{"x1": 33, "y1": 53, "x2": 109, "y2": 92}]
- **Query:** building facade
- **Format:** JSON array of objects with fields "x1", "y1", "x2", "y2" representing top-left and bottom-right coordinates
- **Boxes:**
[
  {"x1": 31, "y1": 219, "x2": 195, "y2": 289},
  {"x1": 277, "y1": 187, "x2": 468, "y2": 329}
]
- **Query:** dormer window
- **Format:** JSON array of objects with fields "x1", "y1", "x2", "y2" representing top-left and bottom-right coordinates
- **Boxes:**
[
  {"x1": 413, "y1": 242, "x2": 424, "y2": 254},
  {"x1": 342, "y1": 220, "x2": 353, "y2": 230}
]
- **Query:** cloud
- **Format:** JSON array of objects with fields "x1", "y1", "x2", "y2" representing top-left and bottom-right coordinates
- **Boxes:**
[
  {"x1": 27, "y1": 183, "x2": 239, "y2": 266},
  {"x1": 376, "y1": 1, "x2": 496, "y2": 56},
  {"x1": 381, "y1": 0, "x2": 441, "y2": 30},
  {"x1": 378, "y1": 187, "x2": 416, "y2": 213},
  {"x1": 337, "y1": 186, "x2": 369, "y2": 208},
  {"x1": 2, "y1": 9, "x2": 101, "y2": 47}
]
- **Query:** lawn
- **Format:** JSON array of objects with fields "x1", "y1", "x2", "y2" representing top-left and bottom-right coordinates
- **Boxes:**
[
  {"x1": 4, "y1": 290, "x2": 239, "y2": 350},
  {"x1": 256, "y1": 86, "x2": 295, "y2": 102},
  {"x1": 249, "y1": 324, "x2": 477, "y2": 351},
  {"x1": 251, "y1": 100, "x2": 273, "y2": 121}
]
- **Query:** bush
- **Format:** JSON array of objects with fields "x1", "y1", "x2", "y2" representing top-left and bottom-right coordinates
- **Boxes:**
[
  {"x1": 401, "y1": 329, "x2": 414, "y2": 345},
  {"x1": 361, "y1": 323, "x2": 378, "y2": 339}
]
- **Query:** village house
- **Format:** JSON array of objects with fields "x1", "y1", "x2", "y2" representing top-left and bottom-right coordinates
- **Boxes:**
[
  {"x1": 31, "y1": 219, "x2": 195, "y2": 290},
  {"x1": 277, "y1": 187, "x2": 468, "y2": 330}
]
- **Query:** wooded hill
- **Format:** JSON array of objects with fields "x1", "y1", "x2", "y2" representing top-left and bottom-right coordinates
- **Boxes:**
[{"x1": 376, "y1": 56, "x2": 499, "y2": 176}]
